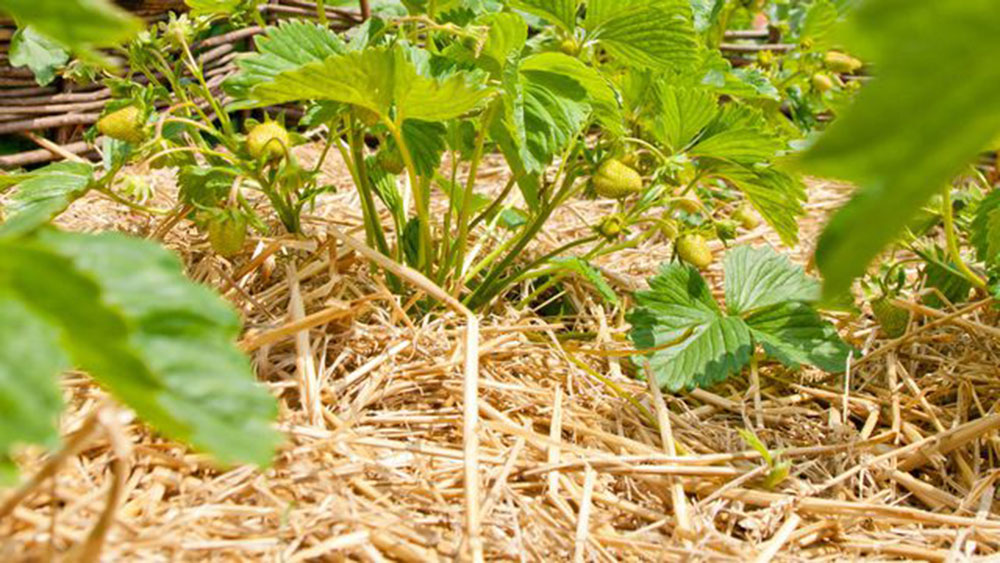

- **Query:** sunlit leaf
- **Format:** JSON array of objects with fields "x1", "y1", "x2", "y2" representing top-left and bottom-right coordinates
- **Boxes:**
[
  {"x1": 9, "y1": 26, "x2": 68, "y2": 86},
  {"x1": 0, "y1": 162, "x2": 93, "y2": 238}
]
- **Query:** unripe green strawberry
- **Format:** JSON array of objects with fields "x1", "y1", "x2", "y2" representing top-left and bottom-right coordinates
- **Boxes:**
[
  {"x1": 757, "y1": 49, "x2": 774, "y2": 67},
  {"x1": 673, "y1": 196, "x2": 702, "y2": 214},
  {"x1": 659, "y1": 217, "x2": 680, "y2": 241},
  {"x1": 823, "y1": 51, "x2": 862, "y2": 74},
  {"x1": 871, "y1": 297, "x2": 909, "y2": 338},
  {"x1": 355, "y1": 106, "x2": 380, "y2": 127},
  {"x1": 377, "y1": 145, "x2": 405, "y2": 175},
  {"x1": 676, "y1": 234, "x2": 713, "y2": 269},
  {"x1": 596, "y1": 213, "x2": 626, "y2": 240},
  {"x1": 812, "y1": 73, "x2": 834, "y2": 92},
  {"x1": 247, "y1": 121, "x2": 290, "y2": 162},
  {"x1": 208, "y1": 211, "x2": 248, "y2": 257},
  {"x1": 732, "y1": 203, "x2": 761, "y2": 230},
  {"x1": 715, "y1": 219, "x2": 738, "y2": 241},
  {"x1": 97, "y1": 105, "x2": 146, "y2": 144},
  {"x1": 592, "y1": 159, "x2": 642, "y2": 199},
  {"x1": 559, "y1": 37, "x2": 580, "y2": 56}
]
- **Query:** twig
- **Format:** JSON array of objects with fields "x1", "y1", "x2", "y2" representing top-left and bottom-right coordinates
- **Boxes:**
[
  {"x1": 76, "y1": 408, "x2": 132, "y2": 563},
  {"x1": 646, "y1": 365, "x2": 691, "y2": 535},
  {"x1": 0, "y1": 409, "x2": 101, "y2": 520},
  {"x1": 572, "y1": 466, "x2": 596, "y2": 563},
  {"x1": 753, "y1": 513, "x2": 800, "y2": 563}
]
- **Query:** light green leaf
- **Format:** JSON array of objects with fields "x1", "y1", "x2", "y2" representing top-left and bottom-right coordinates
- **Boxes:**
[
  {"x1": 521, "y1": 52, "x2": 622, "y2": 135},
  {"x1": 799, "y1": 0, "x2": 838, "y2": 44},
  {"x1": 0, "y1": 0, "x2": 141, "y2": 52},
  {"x1": 650, "y1": 85, "x2": 717, "y2": 152},
  {"x1": 689, "y1": 0, "x2": 726, "y2": 33},
  {"x1": 724, "y1": 245, "x2": 819, "y2": 315},
  {"x1": 9, "y1": 26, "x2": 68, "y2": 86},
  {"x1": 584, "y1": 0, "x2": 698, "y2": 70},
  {"x1": 628, "y1": 262, "x2": 752, "y2": 390},
  {"x1": 0, "y1": 162, "x2": 93, "y2": 238},
  {"x1": 690, "y1": 127, "x2": 783, "y2": 165},
  {"x1": 185, "y1": 0, "x2": 241, "y2": 17},
  {"x1": 508, "y1": 0, "x2": 578, "y2": 32},
  {"x1": 491, "y1": 57, "x2": 593, "y2": 206},
  {"x1": 802, "y1": 0, "x2": 1000, "y2": 298},
  {"x1": 550, "y1": 257, "x2": 618, "y2": 304},
  {"x1": 720, "y1": 164, "x2": 806, "y2": 246},
  {"x1": 224, "y1": 20, "x2": 348, "y2": 106},
  {"x1": 242, "y1": 45, "x2": 493, "y2": 123},
  {"x1": 745, "y1": 302, "x2": 851, "y2": 373},
  {"x1": 476, "y1": 12, "x2": 528, "y2": 77}
]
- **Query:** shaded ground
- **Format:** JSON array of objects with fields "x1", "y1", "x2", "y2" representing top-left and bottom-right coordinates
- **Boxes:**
[{"x1": 3, "y1": 144, "x2": 1000, "y2": 561}]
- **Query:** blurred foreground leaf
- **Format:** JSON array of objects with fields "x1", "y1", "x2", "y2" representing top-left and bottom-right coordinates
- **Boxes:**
[{"x1": 801, "y1": 0, "x2": 1000, "y2": 298}]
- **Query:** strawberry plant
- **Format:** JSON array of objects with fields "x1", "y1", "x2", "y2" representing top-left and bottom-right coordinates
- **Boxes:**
[{"x1": 628, "y1": 245, "x2": 851, "y2": 391}]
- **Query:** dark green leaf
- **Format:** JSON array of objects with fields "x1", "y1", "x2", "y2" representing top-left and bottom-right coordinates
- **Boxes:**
[
  {"x1": 628, "y1": 262, "x2": 752, "y2": 390},
  {"x1": 745, "y1": 302, "x2": 851, "y2": 373}
]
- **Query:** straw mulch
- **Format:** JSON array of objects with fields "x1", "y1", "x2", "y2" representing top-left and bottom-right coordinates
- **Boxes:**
[{"x1": 3, "y1": 144, "x2": 1000, "y2": 562}]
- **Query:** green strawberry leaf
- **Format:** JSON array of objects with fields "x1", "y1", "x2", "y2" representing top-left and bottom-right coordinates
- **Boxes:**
[
  {"x1": 628, "y1": 262, "x2": 753, "y2": 391},
  {"x1": 185, "y1": 0, "x2": 242, "y2": 17},
  {"x1": 970, "y1": 190, "x2": 1000, "y2": 266},
  {"x1": 649, "y1": 85, "x2": 717, "y2": 152},
  {"x1": 717, "y1": 164, "x2": 806, "y2": 246},
  {"x1": 1, "y1": 231, "x2": 280, "y2": 468},
  {"x1": 177, "y1": 166, "x2": 234, "y2": 208},
  {"x1": 583, "y1": 0, "x2": 698, "y2": 70},
  {"x1": 9, "y1": 26, "x2": 69, "y2": 86},
  {"x1": 550, "y1": 257, "x2": 618, "y2": 304},
  {"x1": 241, "y1": 44, "x2": 493, "y2": 124},
  {"x1": 224, "y1": 20, "x2": 349, "y2": 107},
  {"x1": 0, "y1": 162, "x2": 93, "y2": 238},
  {"x1": 724, "y1": 245, "x2": 819, "y2": 315},
  {"x1": 745, "y1": 302, "x2": 851, "y2": 373},
  {"x1": 629, "y1": 246, "x2": 852, "y2": 390},
  {"x1": 508, "y1": 0, "x2": 579, "y2": 32}
]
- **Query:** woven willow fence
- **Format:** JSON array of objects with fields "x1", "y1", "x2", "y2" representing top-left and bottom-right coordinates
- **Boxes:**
[{"x1": 0, "y1": 1, "x2": 366, "y2": 168}]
